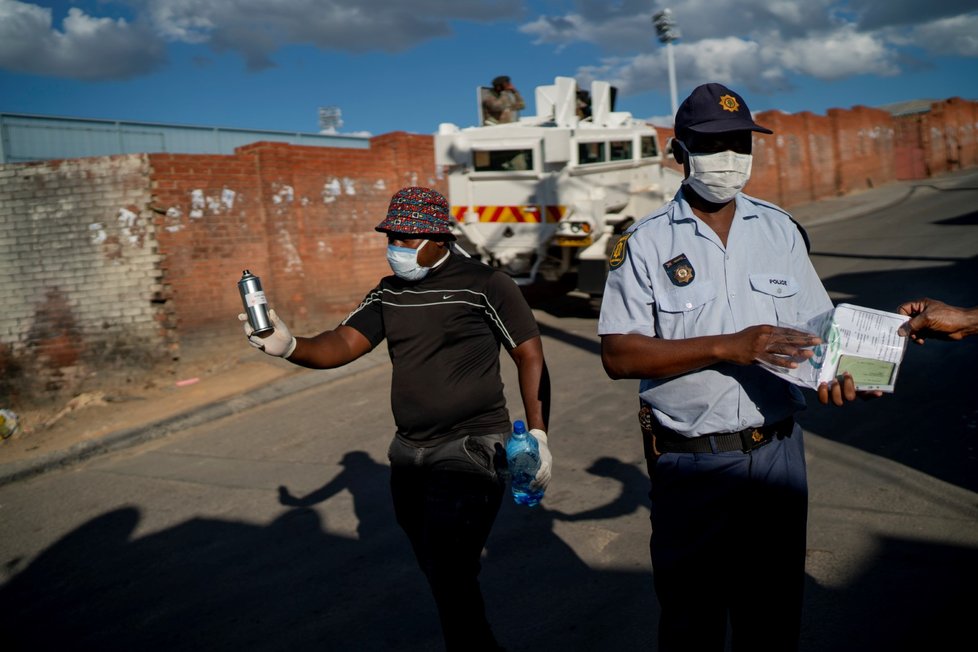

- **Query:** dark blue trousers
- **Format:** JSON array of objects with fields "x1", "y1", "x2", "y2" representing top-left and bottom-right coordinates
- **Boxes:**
[{"x1": 648, "y1": 425, "x2": 808, "y2": 652}]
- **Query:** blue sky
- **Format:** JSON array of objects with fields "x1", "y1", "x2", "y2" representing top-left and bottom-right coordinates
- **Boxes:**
[{"x1": 1, "y1": 0, "x2": 976, "y2": 136}]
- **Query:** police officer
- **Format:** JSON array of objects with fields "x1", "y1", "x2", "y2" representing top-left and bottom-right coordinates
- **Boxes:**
[{"x1": 598, "y1": 83, "x2": 864, "y2": 651}]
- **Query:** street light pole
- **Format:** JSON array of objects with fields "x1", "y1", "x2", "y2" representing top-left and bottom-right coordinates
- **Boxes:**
[
  {"x1": 653, "y1": 8, "x2": 681, "y2": 118},
  {"x1": 665, "y1": 40, "x2": 678, "y2": 117}
]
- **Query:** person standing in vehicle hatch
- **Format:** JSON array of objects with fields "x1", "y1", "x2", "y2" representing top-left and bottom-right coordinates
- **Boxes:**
[
  {"x1": 239, "y1": 186, "x2": 552, "y2": 652},
  {"x1": 598, "y1": 83, "x2": 872, "y2": 651},
  {"x1": 482, "y1": 75, "x2": 525, "y2": 125}
]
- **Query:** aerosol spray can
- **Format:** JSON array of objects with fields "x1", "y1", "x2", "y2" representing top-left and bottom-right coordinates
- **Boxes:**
[{"x1": 238, "y1": 270, "x2": 274, "y2": 336}]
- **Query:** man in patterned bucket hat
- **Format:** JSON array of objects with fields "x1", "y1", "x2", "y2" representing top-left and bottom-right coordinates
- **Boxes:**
[{"x1": 240, "y1": 185, "x2": 552, "y2": 651}]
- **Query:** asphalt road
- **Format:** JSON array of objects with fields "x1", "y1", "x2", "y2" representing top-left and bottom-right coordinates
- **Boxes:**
[{"x1": 1, "y1": 174, "x2": 976, "y2": 651}]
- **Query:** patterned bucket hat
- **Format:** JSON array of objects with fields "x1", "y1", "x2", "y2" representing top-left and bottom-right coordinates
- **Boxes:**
[{"x1": 374, "y1": 186, "x2": 456, "y2": 240}]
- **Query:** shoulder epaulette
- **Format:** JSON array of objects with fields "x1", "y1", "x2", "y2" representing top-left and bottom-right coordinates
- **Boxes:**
[
  {"x1": 740, "y1": 193, "x2": 811, "y2": 252},
  {"x1": 629, "y1": 202, "x2": 675, "y2": 233}
]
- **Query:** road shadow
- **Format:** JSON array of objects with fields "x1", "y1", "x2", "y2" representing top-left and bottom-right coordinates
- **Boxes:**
[
  {"x1": 0, "y1": 451, "x2": 658, "y2": 652},
  {"x1": 4, "y1": 450, "x2": 973, "y2": 651},
  {"x1": 801, "y1": 536, "x2": 978, "y2": 651},
  {"x1": 798, "y1": 253, "x2": 978, "y2": 493},
  {"x1": 520, "y1": 276, "x2": 601, "y2": 320}
]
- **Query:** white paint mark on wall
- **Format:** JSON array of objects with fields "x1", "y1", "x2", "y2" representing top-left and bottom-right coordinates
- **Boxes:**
[
  {"x1": 89, "y1": 222, "x2": 107, "y2": 245},
  {"x1": 374, "y1": 179, "x2": 386, "y2": 191},
  {"x1": 207, "y1": 195, "x2": 222, "y2": 214},
  {"x1": 277, "y1": 229, "x2": 304, "y2": 274},
  {"x1": 165, "y1": 207, "x2": 184, "y2": 232},
  {"x1": 272, "y1": 185, "x2": 294, "y2": 204},
  {"x1": 222, "y1": 188, "x2": 236, "y2": 210},
  {"x1": 190, "y1": 189, "x2": 205, "y2": 219},
  {"x1": 117, "y1": 208, "x2": 141, "y2": 246},
  {"x1": 323, "y1": 178, "x2": 342, "y2": 199},
  {"x1": 343, "y1": 178, "x2": 356, "y2": 195},
  {"x1": 118, "y1": 207, "x2": 137, "y2": 228}
]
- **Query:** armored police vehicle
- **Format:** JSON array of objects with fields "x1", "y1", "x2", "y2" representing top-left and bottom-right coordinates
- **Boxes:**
[{"x1": 434, "y1": 76, "x2": 684, "y2": 296}]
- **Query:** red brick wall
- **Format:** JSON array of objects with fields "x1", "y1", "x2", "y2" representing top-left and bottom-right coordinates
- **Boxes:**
[
  {"x1": 828, "y1": 105, "x2": 896, "y2": 194},
  {"x1": 148, "y1": 132, "x2": 445, "y2": 340},
  {"x1": 893, "y1": 115, "x2": 928, "y2": 180},
  {"x1": 656, "y1": 100, "x2": 956, "y2": 207},
  {"x1": 927, "y1": 98, "x2": 978, "y2": 172}
]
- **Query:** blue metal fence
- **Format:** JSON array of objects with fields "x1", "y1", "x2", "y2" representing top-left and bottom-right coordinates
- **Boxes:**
[{"x1": 0, "y1": 113, "x2": 370, "y2": 163}]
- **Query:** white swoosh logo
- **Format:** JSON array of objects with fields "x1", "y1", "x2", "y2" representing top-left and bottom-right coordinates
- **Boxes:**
[{"x1": 442, "y1": 294, "x2": 453, "y2": 300}]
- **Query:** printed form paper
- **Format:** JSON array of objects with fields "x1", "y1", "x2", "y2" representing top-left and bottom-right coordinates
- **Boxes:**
[{"x1": 761, "y1": 303, "x2": 909, "y2": 393}]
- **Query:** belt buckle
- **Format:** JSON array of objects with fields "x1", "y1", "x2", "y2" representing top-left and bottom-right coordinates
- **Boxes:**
[{"x1": 739, "y1": 427, "x2": 767, "y2": 453}]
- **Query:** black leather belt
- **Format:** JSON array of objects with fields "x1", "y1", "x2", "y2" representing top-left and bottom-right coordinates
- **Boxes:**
[{"x1": 639, "y1": 401, "x2": 794, "y2": 456}]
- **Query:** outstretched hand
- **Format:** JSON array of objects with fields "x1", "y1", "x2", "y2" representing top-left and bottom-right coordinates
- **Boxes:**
[
  {"x1": 897, "y1": 298, "x2": 978, "y2": 344},
  {"x1": 239, "y1": 309, "x2": 297, "y2": 358},
  {"x1": 727, "y1": 325, "x2": 821, "y2": 368}
]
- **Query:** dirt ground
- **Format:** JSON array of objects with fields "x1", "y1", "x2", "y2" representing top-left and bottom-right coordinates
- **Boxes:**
[{"x1": 0, "y1": 338, "x2": 303, "y2": 466}]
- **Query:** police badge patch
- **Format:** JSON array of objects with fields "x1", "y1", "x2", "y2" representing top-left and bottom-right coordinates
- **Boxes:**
[
  {"x1": 663, "y1": 253, "x2": 695, "y2": 286},
  {"x1": 609, "y1": 233, "x2": 632, "y2": 270}
]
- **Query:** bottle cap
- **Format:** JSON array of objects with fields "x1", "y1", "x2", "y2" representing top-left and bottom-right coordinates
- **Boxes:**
[{"x1": 513, "y1": 420, "x2": 526, "y2": 434}]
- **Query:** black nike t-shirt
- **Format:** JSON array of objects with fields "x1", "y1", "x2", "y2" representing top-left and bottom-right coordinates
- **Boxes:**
[{"x1": 343, "y1": 252, "x2": 539, "y2": 444}]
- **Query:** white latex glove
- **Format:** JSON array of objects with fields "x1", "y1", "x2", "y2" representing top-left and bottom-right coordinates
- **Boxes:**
[
  {"x1": 529, "y1": 429, "x2": 552, "y2": 492},
  {"x1": 238, "y1": 309, "x2": 297, "y2": 358}
]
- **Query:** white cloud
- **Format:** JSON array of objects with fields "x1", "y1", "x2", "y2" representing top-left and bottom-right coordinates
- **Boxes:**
[
  {"x1": 520, "y1": 12, "x2": 652, "y2": 53},
  {"x1": 907, "y1": 13, "x2": 978, "y2": 57},
  {"x1": 773, "y1": 28, "x2": 899, "y2": 79},
  {"x1": 141, "y1": 0, "x2": 523, "y2": 69},
  {"x1": 0, "y1": 0, "x2": 165, "y2": 79},
  {"x1": 848, "y1": 0, "x2": 977, "y2": 30},
  {"x1": 0, "y1": 0, "x2": 522, "y2": 77},
  {"x1": 1, "y1": 0, "x2": 974, "y2": 88},
  {"x1": 523, "y1": 1, "x2": 973, "y2": 98},
  {"x1": 521, "y1": 0, "x2": 840, "y2": 50}
]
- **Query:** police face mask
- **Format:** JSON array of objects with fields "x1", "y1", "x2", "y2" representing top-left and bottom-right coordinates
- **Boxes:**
[
  {"x1": 676, "y1": 140, "x2": 753, "y2": 204},
  {"x1": 386, "y1": 239, "x2": 430, "y2": 281}
]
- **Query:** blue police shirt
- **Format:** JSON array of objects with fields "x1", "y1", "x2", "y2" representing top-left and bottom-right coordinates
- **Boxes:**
[{"x1": 597, "y1": 188, "x2": 833, "y2": 437}]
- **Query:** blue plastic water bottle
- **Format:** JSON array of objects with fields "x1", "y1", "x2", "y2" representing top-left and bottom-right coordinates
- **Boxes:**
[{"x1": 506, "y1": 420, "x2": 544, "y2": 506}]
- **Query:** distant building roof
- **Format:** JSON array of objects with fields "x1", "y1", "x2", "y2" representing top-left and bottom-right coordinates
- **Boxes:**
[
  {"x1": 877, "y1": 99, "x2": 938, "y2": 117},
  {"x1": 0, "y1": 112, "x2": 370, "y2": 164}
]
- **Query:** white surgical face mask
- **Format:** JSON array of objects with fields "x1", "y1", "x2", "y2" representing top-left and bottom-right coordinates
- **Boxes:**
[
  {"x1": 676, "y1": 140, "x2": 753, "y2": 203},
  {"x1": 386, "y1": 239, "x2": 430, "y2": 280}
]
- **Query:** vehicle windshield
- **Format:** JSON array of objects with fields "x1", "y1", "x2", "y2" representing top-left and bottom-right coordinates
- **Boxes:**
[{"x1": 473, "y1": 149, "x2": 533, "y2": 172}]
